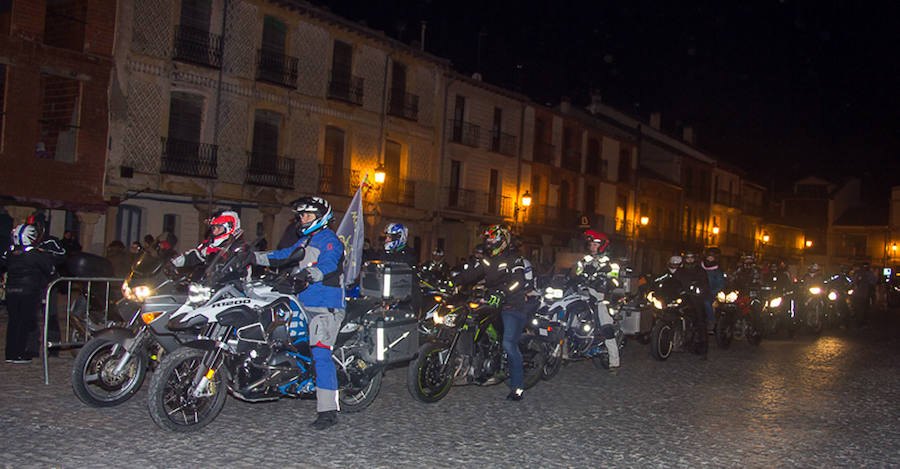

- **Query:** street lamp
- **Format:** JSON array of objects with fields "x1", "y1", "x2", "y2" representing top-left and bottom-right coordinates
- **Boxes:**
[
  {"x1": 521, "y1": 190, "x2": 532, "y2": 208},
  {"x1": 513, "y1": 190, "x2": 532, "y2": 230},
  {"x1": 806, "y1": 239, "x2": 813, "y2": 248},
  {"x1": 373, "y1": 163, "x2": 386, "y2": 184},
  {"x1": 712, "y1": 225, "x2": 720, "y2": 235},
  {"x1": 640, "y1": 216, "x2": 649, "y2": 226},
  {"x1": 633, "y1": 216, "x2": 649, "y2": 271},
  {"x1": 762, "y1": 233, "x2": 770, "y2": 244}
]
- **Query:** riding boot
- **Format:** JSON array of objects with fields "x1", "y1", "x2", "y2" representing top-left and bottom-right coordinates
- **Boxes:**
[{"x1": 309, "y1": 410, "x2": 337, "y2": 430}]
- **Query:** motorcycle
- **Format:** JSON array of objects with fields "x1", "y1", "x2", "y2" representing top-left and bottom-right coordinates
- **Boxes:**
[
  {"x1": 147, "y1": 251, "x2": 413, "y2": 432},
  {"x1": 70, "y1": 251, "x2": 191, "y2": 407},
  {"x1": 824, "y1": 273, "x2": 858, "y2": 330},
  {"x1": 797, "y1": 282, "x2": 826, "y2": 335},
  {"x1": 646, "y1": 274, "x2": 704, "y2": 361},
  {"x1": 406, "y1": 291, "x2": 545, "y2": 403},
  {"x1": 714, "y1": 286, "x2": 763, "y2": 348},
  {"x1": 530, "y1": 272, "x2": 625, "y2": 380}
]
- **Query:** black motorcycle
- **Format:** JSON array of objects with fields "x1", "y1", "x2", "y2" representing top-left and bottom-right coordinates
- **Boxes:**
[
  {"x1": 646, "y1": 274, "x2": 704, "y2": 361},
  {"x1": 70, "y1": 251, "x2": 191, "y2": 407},
  {"x1": 714, "y1": 285, "x2": 763, "y2": 348},
  {"x1": 407, "y1": 292, "x2": 545, "y2": 403}
]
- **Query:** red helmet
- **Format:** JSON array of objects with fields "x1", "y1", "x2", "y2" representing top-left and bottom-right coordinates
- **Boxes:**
[
  {"x1": 583, "y1": 229, "x2": 609, "y2": 253},
  {"x1": 206, "y1": 210, "x2": 242, "y2": 248}
]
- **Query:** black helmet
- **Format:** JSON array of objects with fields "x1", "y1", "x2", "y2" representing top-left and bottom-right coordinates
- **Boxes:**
[
  {"x1": 291, "y1": 197, "x2": 333, "y2": 236},
  {"x1": 683, "y1": 251, "x2": 697, "y2": 263}
]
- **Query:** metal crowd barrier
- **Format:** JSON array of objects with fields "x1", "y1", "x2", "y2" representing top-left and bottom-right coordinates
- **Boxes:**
[{"x1": 42, "y1": 277, "x2": 124, "y2": 385}]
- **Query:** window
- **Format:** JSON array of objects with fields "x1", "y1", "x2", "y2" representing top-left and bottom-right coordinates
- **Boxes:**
[
  {"x1": 252, "y1": 109, "x2": 281, "y2": 156},
  {"x1": 328, "y1": 40, "x2": 362, "y2": 104},
  {"x1": 448, "y1": 159, "x2": 462, "y2": 207},
  {"x1": 44, "y1": 0, "x2": 86, "y2": 51},
  {"x1": 586, "y1": 138, "x2": 601, "y2": 176},
  {"x1": 490, "y1": 107, "x2": 503, "y2": 152},
  {"x1": 39, "y1": 75, "x2": 81, "y2": 162},
  {"x1": 257, "y1": 16, "x2": 297, "y2": 87},
  {"x1": 451, "y1": 96, "x2": 466, "y2": 142},
  {"x1": 0, "y1": 64, "x2": 6, "y2": 148},
  {"x1": 388, "y1": 61, "x2": 407, "y2": 114},
  {"x1": 262, "y1": 16, "x2": 286, "y2": 56},
  {"x1": 163, "y1": 91, "x2": 215, "y2": 178},
  {"x1": 167, "y1": 92, "x2": 204, "y2": 143},
  {"x1": 162, "y1": 214, "x2": 178, "y2": 236},
  {"x1": 0, "y1": 0, "x2": 11, "y2": 35},
  {"x1": 320, "y1": 126, "x2": 346, "y2": 194},
  {"x1": 116, "y1": 205, "x2": 142, "y2": 246},
  {"x1": 844, "y1": 234, "x2": 867, "y2": 258},
  {"x1": 487, "y1": 169, "x2": 500, "y2": 214},
  {"x1": 383, "y1": 140, "x2": 402, "y2": 201},
  {"x1": 618, "y1": 147, "x2": 631, "y2": 182},
  {"x1": 174, "y1": 0, "x2": 221, "y2": 68},
  {"x1": 584, "y1": 185, "x2": 596, "y2": 214}
]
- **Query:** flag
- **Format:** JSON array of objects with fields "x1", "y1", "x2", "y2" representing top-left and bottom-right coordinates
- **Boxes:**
[{"x1": 336, "y1": 173, "x2": 367, "y2": 286}]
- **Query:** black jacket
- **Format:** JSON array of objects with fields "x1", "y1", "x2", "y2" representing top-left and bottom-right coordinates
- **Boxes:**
[
  {"x1": 372, "y1": 245, "x2": 418, "y2": 267},
  {"x1": 675, "y1": 264, "x2": 711, "y2": 299},
  {"x1": 1, "y1": 247, "x2": 56, "y2": 296},
  {"x1": 453, "y1": 252, "x2": 528, "y2": 309}
]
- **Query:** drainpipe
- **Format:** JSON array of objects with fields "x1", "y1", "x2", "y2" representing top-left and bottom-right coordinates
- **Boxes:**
[
  {"x1": 514, "y1": 100, "x2": 525, "y2": 231},
  {"x1": 208, "y1": 0, "x2": 229, "y2": 219},
  {"x1": 434, "y1": 72, "x2": 454, "y2": 253}
]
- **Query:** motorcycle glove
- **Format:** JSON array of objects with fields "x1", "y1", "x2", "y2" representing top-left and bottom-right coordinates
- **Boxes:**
[{"x1": 487, "y1": 290, "x2": 505, "y2": 306}]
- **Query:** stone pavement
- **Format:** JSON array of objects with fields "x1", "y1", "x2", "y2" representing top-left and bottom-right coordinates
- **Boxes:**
[{"x1": 1, "y1": 308, "x2": 899, "y2": 468}]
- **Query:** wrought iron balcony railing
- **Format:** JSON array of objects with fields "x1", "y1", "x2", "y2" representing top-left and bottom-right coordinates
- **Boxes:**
[
  {"x1": 489, "y1": 130, "x2": 517, "y2": 156},
  {"x1": 562, "y1": 148, "x2": 581, "y2": 172},
  {"x1": 245, "y1": 151, "x2": 295, "y2": 189},
  {"x1": 327, "y1": 71, "x2": 364, "y2": 105},
  {"x1": 160, "y1": 137, "x2": 218, "y2": 179},
  {"x1": 524, "y1": 204, "x2": 578, "y2": 228},
  {"x1": 449, "y1": 119, "x2": 481, "y2": 147},
  {"x1": 318, "y1": 164, "x2": 359, "y2": 196},
  {"x1": 388, "y1": 92, "x2": 420, "y2": 121},
  {"x1": 533, "y1": 140, "x2": 554, "y2": 165},
  {"x1": 485, "y1": 194, "x2": 513, "y2": 218},
  {"x1": 173, "y1": 25, "x2": 223, "y2": 68},
  {"x1": 256, "y1": 48, "x2": 299, "y2": 88},
  {"x1": 443, "y1": 186, "x2": 477, "y2": 212}
]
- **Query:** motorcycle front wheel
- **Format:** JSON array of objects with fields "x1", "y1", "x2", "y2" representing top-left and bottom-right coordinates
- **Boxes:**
[
  {"x1": 808, "y1": 303, "x2": 824, "y2": 336},
  {"x1": 407, "y1": 342, "x2": 453, "y2": 403},
  {"x1": 71, "y1": 336, "x2": 147, "y2": 407},
  {"x1": 521, "y1": 340, "x2": 546, "y2": 389},
  {"x1": 147, "y1": 347, "x2": 227, "y2": 432},
  {"x1": 339, "y1": 370, "x2": 383, "y2": 413},
  {"x1": 715, "y1": 316, "x2": 733, "y2": 349},
  {"x1": 540, "y1": 341, "x2": 563, "y2": 380},
  {"x1": 650, "y1": 322, "x2": 674, "y2": 361}
]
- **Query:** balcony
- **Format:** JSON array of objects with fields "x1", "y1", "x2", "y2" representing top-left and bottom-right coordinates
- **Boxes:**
[
  {"x1": 245, "y1": 151, "x2": 295, "y2": 189},
  {"x1": 160, "y1": 137, "x2": 218, "y2": 178},
  {"x1": 172, "y1": 25, "x2": 223, "y2": 68},
  {"x1": 388, "y1": 92, "x2": 420, "y2": 121},
  {"x1": 489, "y1": 130, "x2": 517, "y2": 156},
  {"x1": 562, "y1": 148, "x2": 581, "y2": 172},
  {"x1": 533, "y1": 140, "x2": 554, "y2": 165},
  {"x1": 256, "y1": 49, "x2": 299, "y2": 88},
  {"x1": 318, "y1": 165, "x2": 359, "y2": 196},
  {"x1": 485, "y1": 194, "x2": 513, "y2": 218},
  {"x1": 449, "y1": 119, "x2": 480, "y2": 147},
  {"x1": 381, "y1": 179, "x2": 416, "y2": 206},
  {"x1": 327, "y1": 71, "x2": 364, "y2": 105},
  {"x1": 443, "y1": 186, "x2": 477, "y2": 212},
  {"x1": 525, "y1": 204, "x2": 578, "y2": 228},
  {"x1": 714, "y1": 190, "x2": 738, "y2": 207}
]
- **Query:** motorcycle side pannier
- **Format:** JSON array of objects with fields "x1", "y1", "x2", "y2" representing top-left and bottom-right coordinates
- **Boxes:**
[
  {"x1": 371, "y1": 305, "x2": 420, "y2": 365},
  {"x1": 360, "y1": 261, "x2": 414, "y2": 300},
  {"x1": 618, "y1": 304, "x2": 651, "y2": 335}
]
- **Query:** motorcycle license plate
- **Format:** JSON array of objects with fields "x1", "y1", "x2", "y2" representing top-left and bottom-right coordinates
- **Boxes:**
[{"x1": 538, "y1": 328, "x2": 549, "y2": 336}]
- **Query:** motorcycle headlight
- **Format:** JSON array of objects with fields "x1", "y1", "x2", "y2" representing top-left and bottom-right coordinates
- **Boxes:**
[
  {"x1": 716, "y1": 291, "x2": 726, "y2": 302},
  {"x1": 188, "y1": 283, "x2": 212, "y2": 305},
  {"x1": 847, "y1": 289, "x2": 854, "y2": 295},
  {"x1": 544, "y1": 287, "x2": 564, "y2": 299},
  {"x1": 133, "y1": 285, "x2": 153, "y2": 301},
  {"x1": 122, "y1": 280, "x2": 135, "y2": 301},
  {"x1": 646, "y1": 292, "x2": 663, "y2": 310},
  {"x1": 725, "y1": 291, "x2": 739, "y2": 303},
  {"x1": 808, "y1": 286, "x2": 822, "y2": 295},
  {"x1": 768, "y1": 297, "x2": 783, "y2": 308},
  {"x1": 827, "y1": 291, "x2": 838, "y2": 301}
]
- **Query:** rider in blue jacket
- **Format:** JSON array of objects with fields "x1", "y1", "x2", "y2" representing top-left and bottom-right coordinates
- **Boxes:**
[{"x1": 254, "y1": 197, "x2": 344, "y2": 430}]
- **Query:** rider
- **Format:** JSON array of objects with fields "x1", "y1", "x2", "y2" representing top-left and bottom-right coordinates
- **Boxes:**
[
  {"x1": 574, "y1": 229, "x2": 620, "y2": 371},
  {"x1": 2, "y1": 224, "x2": 57, "y2": 363},
  {"x1": 373, "y1": 223, "x2": 417, "y2": 266},
  {"x1": 452, "y1": 225, "x2": 530, "y2": 401},
  {"x1": 421, "y1": 248, "x2": 450, "y2": 283},
  {"x1": 852, "y1": 262, "x2": 876, "y2": 326},
  {"x1": 676, "y1": 250, "x2": 711, "y2": 359},
  {"x1": 701, "y1": 248, "x2": 725, "y2": 327},
  {"x1": 730, "y1": 253, "x2": 762, "y2": 293},
  {"x1": 170, "y1": 210, "x2": 244, "y2": 269},
  {"x1": 253, "y1": 197, "x2": 344, "y2": 430}
]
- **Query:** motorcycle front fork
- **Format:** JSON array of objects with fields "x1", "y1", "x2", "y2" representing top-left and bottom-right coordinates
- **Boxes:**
[
  {"x1": 192, "y1": 347, "x2": 224, "y2": 398},
  {"x1": 110, "y1": 327, "x2": 148, "y2": 376}
]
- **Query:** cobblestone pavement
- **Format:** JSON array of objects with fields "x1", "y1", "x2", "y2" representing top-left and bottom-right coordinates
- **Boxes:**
[{"x1": 1, "y1": 308, "x2": 899, "y2": 469}]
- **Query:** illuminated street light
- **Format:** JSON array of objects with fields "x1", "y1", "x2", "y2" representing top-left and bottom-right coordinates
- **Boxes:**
[
  {"x1": 521, "y1": 190, "x2": 532, "y2": 207},
  {"x1": 762, "y1": 233, "x2": 770, "y2": 243},
  {"x1": 712, "y1": 225, "x2": 720, "y2": 235},
  {"x1": 806, "y1": 239, "x2": 813, "y2": 248},
  {"x1": 373, "y1": 163, "x2": 386, "y2": 184},
  {"x1": 640, "y1": 216, "x2": 649, "y2": 226}
]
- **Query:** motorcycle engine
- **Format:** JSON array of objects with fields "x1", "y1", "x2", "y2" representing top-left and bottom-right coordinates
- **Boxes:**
[{"x1": 471, "y1": 343, "x2": 501, "y2": 381}]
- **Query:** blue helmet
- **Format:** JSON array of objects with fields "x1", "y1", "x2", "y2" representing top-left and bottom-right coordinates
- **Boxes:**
[
  {"x1": 292, "y1": 197, "x2": 333, "y2": 236},
  {"x1": 383, "y1": 223, "x2": 408, "y2": 252}
]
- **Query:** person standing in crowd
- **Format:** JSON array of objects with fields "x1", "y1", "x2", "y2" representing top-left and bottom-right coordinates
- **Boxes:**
[
  {"x1": 1, "y1": 224, "x2": 56, "y2": 363},
  {"x1": 254, "y1": 197, "x2": 344, "y2": 429},
  {"x1": 853, "y1": 262, "x2": 877, "y2": 326},
  {"x1": 452, "y1": 225, "x2": 530, "y2": 401},
  {"x1": 574, "y1": 230, "x2": 620, "y2": 371},
  {"x1": 105, "y1": 240, "x2": 131, "y2": 278},
  {"x1": 61, "y1": 230, "x2": 82, "y2": 253},
  {"x1": 701, "y1": 248, "x2": 725, "y2": 329}
]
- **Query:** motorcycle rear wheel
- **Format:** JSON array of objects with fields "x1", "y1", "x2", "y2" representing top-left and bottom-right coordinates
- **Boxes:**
[
  {"x1": 521, "y1": 340, "x2": 546, "y2": 389},
  {"x1": 715, "y1": 316, "x2": 733, "y2": 349},
  {"x1": 339, "y1": 371, "x2": 383, "y2": 413},
  {"x1": 407, "y1": 342, "x2": 453, "y2": 403},
  {"x1": 540, "y1": 341, "x2": 563, "y2": 380},
  {"x1": 71, "y1": 336, "x2": 147, "y2": 407},
  {"x1": 147, "y1": 347, "x2": 227, "y2": 432},
  {"x1": 650, "y1": 322, "x2": 674, "y2": 361}
]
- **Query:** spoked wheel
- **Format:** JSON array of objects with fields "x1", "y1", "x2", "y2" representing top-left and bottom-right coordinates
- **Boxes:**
[
  {"x1": 650, "y1": 322, "x2": 674, "y2": 361},
  {"x1": 521, "y1": 340, "x2": 546, "y2": 389},
  {"x1": 541, "y1": 341, "x2": 563, "y2": 380},
  {"x1": 71, "y1": 336, "x2": 147, "y2": 407},
  {"x1": 808, "y1": 304, "x2": 824, "y2": 336},
  {"x1": 339, "y1": 369, "x2": 383, "y2": 413},
  {"x1": 407, "y1": 342, "x2": 453, "y2": 403},
  {"x1": 715, "y1": 316, "x2": 733, "y2": 349},
  {"x1": 147, "y1": 347, "x2": 226, "y2": 432}
]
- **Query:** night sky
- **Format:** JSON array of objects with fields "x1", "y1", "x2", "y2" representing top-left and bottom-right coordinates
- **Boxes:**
[{"x1": 316, "y1": 0, "x2": 899, "y2": 206}]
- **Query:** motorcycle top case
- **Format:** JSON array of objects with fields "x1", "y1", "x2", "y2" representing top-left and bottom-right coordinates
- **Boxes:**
[{"x1": 360, "y1": 261, "x2": 414, "y2": 300}]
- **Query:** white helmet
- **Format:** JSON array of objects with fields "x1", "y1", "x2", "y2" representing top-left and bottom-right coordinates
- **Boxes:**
[
  {"x1": 12, "y1": 224, "x2": 39, "y2": 248},
  {"x1": 207, "y1": 210, "x2": 242, "y2": 248}
]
